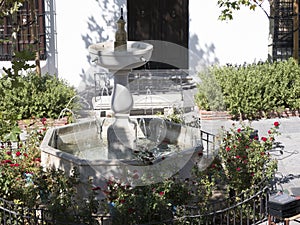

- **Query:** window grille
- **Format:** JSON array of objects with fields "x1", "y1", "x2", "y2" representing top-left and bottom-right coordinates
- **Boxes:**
[
  {"x1": 0, "y1": 0, "x2": 46, "y2": 61},
  {"x1": 272, "y1": 0, "x2": 296, "y2": 61}
]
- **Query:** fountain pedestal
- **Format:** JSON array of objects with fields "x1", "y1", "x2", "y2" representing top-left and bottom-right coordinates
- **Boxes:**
[{"x1": 108, "y1": 70, "x2": 136, "y2": 159}]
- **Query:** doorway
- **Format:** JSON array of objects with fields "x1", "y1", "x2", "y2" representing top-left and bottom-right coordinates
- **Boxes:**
[{"x1": 127, "y1": 0, "x2": 189, "y2": 69}]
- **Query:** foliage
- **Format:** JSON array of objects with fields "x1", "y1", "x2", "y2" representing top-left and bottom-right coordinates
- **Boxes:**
[
  {"x1": 217, "y1": 121, "x2": 279, "y2": 194},
  {"x1": 0, "y1": 119, "x2": 101, "y2": 224},
  {"x1": 2, "y1": 50, "x2": 35, "y2": 79},
  {"x1": 217, "y1": 0, "x2": 264, "y2": 20},
  {"x1": 156, "y1": 107, "x2": 184, "y2": 124},
  {"x1": 0, "y1": 119, "x2": 47, "y2": 206},
  {"x1": 194, "y1": 68, "x2": 226, "y2": 111},
  {"x1": 101, "y1": 175, "x2": 193, "y2": 224},
  {"x1": 0, "y1": 0, "x2": 25, "y2": 18},
  {"x1": 195, "y1": 58, "x2": 300, "y2": 120},
  {"x1": 0, "y1": 71, "x2": 77, "y2": 139}
]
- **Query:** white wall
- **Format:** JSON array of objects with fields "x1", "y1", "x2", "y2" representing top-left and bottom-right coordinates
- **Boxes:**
[
  {"x1": 0, "y1": 0, "x2": 270, "y2": 89},
  {"x1": 55, "y1": 0, "x2": 126, "y2": 89},
  {"x1": 189, "y1": 1, "x2": 270, "y2": 71}
]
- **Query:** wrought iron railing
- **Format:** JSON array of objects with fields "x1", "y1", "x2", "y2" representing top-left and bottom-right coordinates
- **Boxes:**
[
  {"x1": 0, "y1": 187, "x2": 271, "y2": 225},
  {"x1": 0, "y1": 196, "x2": 110, "y2": 225},
  {"x1": 175, "y1": 186, "x2": 270, "y2": 225}
]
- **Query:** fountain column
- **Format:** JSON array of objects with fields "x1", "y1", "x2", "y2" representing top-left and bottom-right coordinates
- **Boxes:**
[{"x1": 107, "y1": 69, "x2": 136, "y2": 159}]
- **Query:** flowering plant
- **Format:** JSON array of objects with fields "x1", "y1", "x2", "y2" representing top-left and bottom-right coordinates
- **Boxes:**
[
  {"x1": 218, "y1": 121, "x2": 280, "y2": 193},
  {"x1": 0, "y1": 118, "x2": 46, "y2": 205},
  {"x1": 99, "y1": 175, "x2": 193, "y2": 224}
]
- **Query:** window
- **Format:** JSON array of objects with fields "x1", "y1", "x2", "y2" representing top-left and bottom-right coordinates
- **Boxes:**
[
  {"x1": 0, "y1": 0, "x2": 46, "y2": 61},
  {"x1": 272, "y1": 0, "x2": 297, "y2": 61}
]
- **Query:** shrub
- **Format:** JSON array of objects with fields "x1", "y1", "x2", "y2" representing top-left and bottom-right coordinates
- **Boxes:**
[
  {"x1": 0, "y1": 72, "x2": 77, "y2": 120},
  {"x1": 217, "y1": 121, "x2": 280, "y2": 194},
  {"x1": 0, "y1": 72, "x2": 77, "y2": 139},
  {"x1": 0, "y1": 119, "x2": 99, "y2": 224},
  {"x1": 194, "y1": 68, "x2": 226, "y2": 111},
  {"x1": 195, "y1": 58, "x2": 300, "y2": 119}
]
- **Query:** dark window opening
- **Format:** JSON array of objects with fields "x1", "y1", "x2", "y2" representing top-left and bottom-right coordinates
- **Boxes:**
[
  {"x1": 0, "y1": 0, "x2": 46, "y2": 61},
  {"x1": 272, "y1": 0, "x2": 296, "y2": 61}
]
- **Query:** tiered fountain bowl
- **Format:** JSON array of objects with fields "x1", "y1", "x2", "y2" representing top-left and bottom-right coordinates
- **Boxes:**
[{"x1": 89, "y1": 41, "x2": 153, "y2": 71}]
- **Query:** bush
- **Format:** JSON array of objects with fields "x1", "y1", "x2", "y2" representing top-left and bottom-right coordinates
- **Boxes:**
[
  {"x1": 0, "y1": 72, "x2": 77, "y2": 119},
  {"x1": 195, "y1": 58, "x2": 300, "y2": 119},
  {"x1": 217, "y1": 121, "x2": 280, "y2": 194},
  {"x1": 0, "y1": 119, "x2": 101, "y2": 224},
  {"x1": 194, "y1": 68, "x2": 226, "y2": 111},
  {"x1": 0, "y1": 72, "x2": 77, "y2": 139}
]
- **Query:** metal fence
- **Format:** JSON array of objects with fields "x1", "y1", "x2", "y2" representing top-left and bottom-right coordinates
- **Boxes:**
[
  {"x1": 0, "y1": 185, "x2": 271, "y2": 225},
  {"x1": 0, "y1": 196, "x2": 110, "y2": 225},
  {"x1": 175, "y1": 186, "x2": 270, "y2": 225}
]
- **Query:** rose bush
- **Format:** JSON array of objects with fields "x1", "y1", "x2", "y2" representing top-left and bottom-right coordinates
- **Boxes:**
[
  {"x1": 218, "y1": 121, "x2": 280, "y2": 194},
  {"x1": 0, "y1": 118, "x2": 45, "y2": 206}
]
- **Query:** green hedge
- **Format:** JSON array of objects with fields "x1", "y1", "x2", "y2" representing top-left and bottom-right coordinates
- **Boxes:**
[
  {"x1": 0, "y1": 72, "x2": 77, "y2": 139},
  {"x1": 195, "y1": 58, "x2": 300, "y2": 119},
  {"x1": 0, "y1": 72, "x2": 77, "y2": 119}
]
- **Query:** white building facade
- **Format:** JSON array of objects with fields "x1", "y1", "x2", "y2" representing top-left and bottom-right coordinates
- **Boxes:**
[{"x1": 0, "y1": 0, "x2": 270, "y2": 89}]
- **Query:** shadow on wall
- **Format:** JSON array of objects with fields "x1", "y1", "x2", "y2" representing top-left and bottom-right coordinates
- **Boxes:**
[
  {"x1": 189, "y1": 33, "x2": 219, "y2": 75},
  {"x1": 79, "y1": 0, "x2": 126, "y2": 93}
]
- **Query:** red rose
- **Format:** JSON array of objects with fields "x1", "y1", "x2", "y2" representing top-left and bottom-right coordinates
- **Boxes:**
[
  {"x1": 159, "y1": 191, "x2": 165, "y2": 196},
  {"x1": 16, "y1": 151, "x2": 21, "y2": 157},
  {"x1": 226, "y1": 146, "x2": 231, "y2": 152},
  {"x1": 274, "y1": 121, "x2": 280, "y2": 127},
  {"x1": 41, "y1": 117, "x2": 47, "y2": 125},
  {"x1": 261, "y1": 137, "x2": 267, "y2": 142}
]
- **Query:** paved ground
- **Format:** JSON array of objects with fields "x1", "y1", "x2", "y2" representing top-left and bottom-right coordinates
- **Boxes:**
[{"x1": 200, "y1": 117, "x2": 300, "y2": 225}]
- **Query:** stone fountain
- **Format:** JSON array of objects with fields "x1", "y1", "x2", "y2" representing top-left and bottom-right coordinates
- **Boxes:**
[{"x1": 40, "y1": 9, "x2": 206, "y2": 191}]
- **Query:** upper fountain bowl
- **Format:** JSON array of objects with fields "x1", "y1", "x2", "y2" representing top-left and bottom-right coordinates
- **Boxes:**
[{"x1": 89, "y1": 41, "x2": 153, "y2": 71}]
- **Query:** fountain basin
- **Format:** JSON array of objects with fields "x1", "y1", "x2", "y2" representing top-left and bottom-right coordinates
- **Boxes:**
[
  {"x1": 89, "y1": 41, "x2": 153, "y2": 70},
  {"x1": 40, "y1": 117, "x2": 204, "y2": 190}
]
